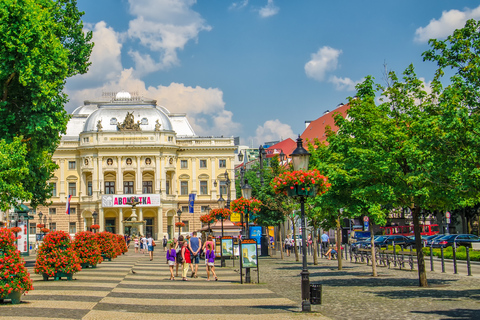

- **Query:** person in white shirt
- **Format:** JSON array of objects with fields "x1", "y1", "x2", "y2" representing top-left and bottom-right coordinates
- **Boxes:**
[
  {"x1": 147, "y1": 234, "x2": 155, "y2": 261},
  {"x1": 141, "y1": 236, "x2": 147, "y2": 254}
]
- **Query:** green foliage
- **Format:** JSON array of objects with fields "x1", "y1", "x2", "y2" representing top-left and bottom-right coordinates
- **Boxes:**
[
  {"x1": 0, "y1": 0, "x2": 93, "y2": 208},
  {"x1": 422, "y1": 246, "x2": 480, "y2": 261}
]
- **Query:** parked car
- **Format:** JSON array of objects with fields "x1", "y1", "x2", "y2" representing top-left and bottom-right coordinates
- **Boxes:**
[
  {"x1": 351, "y1": 236, "x2": 376, "y2": 252},
  {"x1": 423, "y1": 234, "x2": 445, "y2": 247},
  {"x1": 364, "y1": 235, "x2": 415, "y2": 249},
  {"x1": 431, "y1": 234, "x2": 480, "y2": 248},
  {"x1": 349, "y1": 230, "x2": 371, "y2": 244}
]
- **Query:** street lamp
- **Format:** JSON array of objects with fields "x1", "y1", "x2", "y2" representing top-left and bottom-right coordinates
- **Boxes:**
[
  {"x1": 258, "y1": 145, "x2": 270, "y2": 257},
  {"x1": 206, "y1": 206, "x2": 212, "y2": 235},
  {"x1": 218, "y1": 193, "x2": 226, "y2": 267},
  {"x1": 177, "y1": 208, "x2": 182, "y2": 238},
  {"x1": 241, "y1": 178, "x2": 253, "y2": 283},
  {"x1": 92, "y1": 210, "x2": 98, "y2": 233},
  {"x1": 290, "y1": 135, "x2": 311, "y2": 312}
]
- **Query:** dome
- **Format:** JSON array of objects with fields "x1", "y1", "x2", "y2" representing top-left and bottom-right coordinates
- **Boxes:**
[{"x1": 115, "y1": 91, "x2": 131, "y2": 100}]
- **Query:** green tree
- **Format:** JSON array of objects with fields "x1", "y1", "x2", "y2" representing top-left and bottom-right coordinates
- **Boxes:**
[{"x1": 0, "y1": 0, "x2": 93, "y2": 208}]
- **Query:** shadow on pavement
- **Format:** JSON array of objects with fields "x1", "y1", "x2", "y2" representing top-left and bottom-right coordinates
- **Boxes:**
[
  {"x1": 411, "y1": 308, "x2": 480, "y2": 319},
  {"x1": 368, "y1": 288, "x2": 480, "y2": 300},
  {"x1": 307, "y1": 277, "x2": 455, "y2": 288}
]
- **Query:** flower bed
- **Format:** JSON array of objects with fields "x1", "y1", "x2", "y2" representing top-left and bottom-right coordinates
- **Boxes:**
[
  {"x1": 115, "y1": 234, "x2": 128, "y2": 254},
  {"x1": 73, "y1": 231, "x2": 103, "y2": 268},
  {"x1": 272, "y1": 169, "x2": 331, "y2": 196},
  {"x1": 95, "y1": 231, "x2": 119, "y2": 260},
  {"x1": 0, "y1": 228, "x2": 33, "y2": 303},
  {"x1": 34, "y1": 231, "x2": 81, "y2": 280}
]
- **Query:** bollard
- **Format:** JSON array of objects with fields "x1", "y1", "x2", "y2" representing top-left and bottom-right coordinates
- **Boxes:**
[
  {"x1": 345, "y1": 244, "x2": 348, "y2": 260},
  {"x1": 441, "y1": 247, "x2": 445, "y2": 273},
  {"x1": 466, "y1": 247, "x2": 472, "y2": 276},
  {"x1": 453, "y1": 244, "x2": 457, "y2": 274},
  {"x1": 349, "y1": 244, "x2": 353, "y2": 262},
  {"x1": 430, "y1": 246, "x2": 434, "y2": 272},
  {"x1": 393, "y1": 242, "x2": 397, "y2": 267}
]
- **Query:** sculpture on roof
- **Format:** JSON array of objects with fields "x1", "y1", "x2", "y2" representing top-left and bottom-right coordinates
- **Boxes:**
[
  {"x1": 97, "y1": 120, "x2": 103, "y2": 132},
  {"x1": 117, "y1": 111, "x2": 141, "y2": 131},
  {"x1": 155, "y1": 119, "x2": 161, "y2": 131}
]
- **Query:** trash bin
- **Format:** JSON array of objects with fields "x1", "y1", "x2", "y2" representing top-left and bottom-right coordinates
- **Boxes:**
[{"x1": 310, "y1": 282, "x2": 322, "y2": 305}]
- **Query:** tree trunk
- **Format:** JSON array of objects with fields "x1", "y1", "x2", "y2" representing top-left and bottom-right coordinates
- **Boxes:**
[
  {"x1": 313, "y1": 227, "x2": 318, "y2": 265},
  {"x1": 336, "y1": 217, "x2": 342, "y2": 270},
  {"x1": 292, "y1": 218, "x2": 299, "y2": 261},
  {"x1": 413, "y1": 206, "x2": 428, "y2": 287},
  {"x1": 279, "y1": 222, "x2": 284, "y2": 260},
  {"x1": 370, "y1": 224, "x2": 377, "y2": 277}
]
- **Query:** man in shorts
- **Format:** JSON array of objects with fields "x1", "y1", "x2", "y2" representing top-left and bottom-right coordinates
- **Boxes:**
[
  {"x1": 188, "y1": 232, "x2": 202, "y2": 278},
  {"x1": 162, "y1": 235, "x2": 168, "y2": 251}
]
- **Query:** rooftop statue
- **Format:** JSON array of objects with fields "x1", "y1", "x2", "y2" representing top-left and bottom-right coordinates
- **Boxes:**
[{"x1": 117, "y1": 111, "x2": 141, "y2": 131}]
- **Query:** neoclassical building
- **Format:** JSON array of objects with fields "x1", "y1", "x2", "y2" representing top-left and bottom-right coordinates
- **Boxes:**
[{"x1": 32, "y1": 91, "x2": 236, "y2": 239}]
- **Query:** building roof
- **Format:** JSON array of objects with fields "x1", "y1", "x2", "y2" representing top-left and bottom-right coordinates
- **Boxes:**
[
  {"x1": 301, "y1": 103, "x2": 350, "y2": 145},
  {"x1": 265, "y1": 138, "x2": 296, "y2": 158}
]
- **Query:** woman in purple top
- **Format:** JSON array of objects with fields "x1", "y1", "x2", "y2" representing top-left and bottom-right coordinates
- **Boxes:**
[
  {"x1": 205, "y1": 242, "x2": 218, "y2": 281},
  {"x1": 166, "y1": 242, "x2": 176, "y2": 280}
]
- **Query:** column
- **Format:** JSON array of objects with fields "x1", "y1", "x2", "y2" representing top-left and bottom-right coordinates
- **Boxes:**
[
  {"x1": 83, "y1": 217, "x2": 87, "y2": 232},
  {"x1": 80, "y1": 172, "x2": 86, "y2": 197},
  {"x1": 155, "y1": 156, "x2": 161, "y2": 193},
  {"x1": 191, "y1": 158, "x2": 197, "y2": 193},
  {"x1": 161, "y1": 157, "x2": 167, "y2": 195},
  {"x1": 117, "y1": 156, "x2": 122, "y2": 194},
  {"x1": 119, "y1": 208, "x2": 124, "y2": 235},
  {"x1": 139, "y1": 208, "x2": 144, "y2": 235},
  {"x1": 93, "y1": 157, "x2": 99, "y2": 197},
  {"x1": 211, "y1": 157, "x2": 216, "y2": 200},
  {"x1": 157, "y1": 207, "x2": 163, "y2": 239},
  {"x1": 136, "y1": 156, "x2": 141, "y2": 194},
  {"x1": 98, "y1": 156, "x2": 103, "y2": 195},
  {"x1": 59, "y1": 159, "x2": 65, "y2": 202},
  {"x1": 99, "y1": 208, "x2": 105, "y2": 231}
]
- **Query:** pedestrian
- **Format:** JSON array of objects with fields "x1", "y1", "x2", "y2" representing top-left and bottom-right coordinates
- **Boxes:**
[
  {"x1": 126, "y1": 235, "x2": 131, "y2": 247},
  {"x1": 307, "y1": 234, "x2": 313, "y2": 255},
  {"x1": 321, "y1": 231, "x2": 330, "y2": 254},
  {"x1": 188, "y1": 231, "x2": 202, "y2": 278},
  {"x1": 323, "y1": 246, "x2": 337, "y2": 260},
  {"x1": 147, "y1": 234, "x2": 155, "y2": 261},
  {"x1": 175, "y1": 235, "x2": 184, "y2": 277},
  {"x1": 141, "y1": 235, "x2": 147, "y2": 255},
  {"x1": 181, "y1": 241, "x2": 192, "y2": 281},
  {"x1": 134, "y1": 236, "x2": 139, "y2": 253},
  {"x1": 162, "y1": 235, "x2": 168, "y2": 252},
  {"x1": 204, "y1": 240, "x2": 217, "y2": 281},
  {"x1": 284, "y1": 235, "x2": 293, "y2": 257},
  {"x1": 166, "y1": 242, "x2": 176, "y2": 280}
]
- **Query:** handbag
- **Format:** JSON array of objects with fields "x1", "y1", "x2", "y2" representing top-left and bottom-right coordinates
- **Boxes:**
[{"x1": 152, "y1": 240, "x2": 156, "y2": 247}]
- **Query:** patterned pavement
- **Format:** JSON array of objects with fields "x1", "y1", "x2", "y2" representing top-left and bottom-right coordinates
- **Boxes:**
[{"x1": 0, "y1": 251, "x2": 324, "y2": 320}]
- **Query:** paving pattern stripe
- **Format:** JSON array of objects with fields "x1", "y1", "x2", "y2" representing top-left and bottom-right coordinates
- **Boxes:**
[
  {"x1": 0, "y1": 310, "x2": 86, "y2": 320},
  {"x1": 106, "y1": 292, "x2": 281, "y2": 300},
  {"x1": 111, "y1": 287, "x2": 274, "y2": 294},
  {"x1": 25, "y1": 290, "x2": 110, "y2": 297},
  {"x1": 28, "y1": 286, "x2": 114, "y2": 292},
  {"x1": 0, "y1": 317, "x2": 78, "y2": 320},
  {"x1": 7, "y1": 300, "x2": 96, "y2": 309},
  {"x1": 123, "y1": 276, "x2": 239, "y2": 281},
  {"x1": 92, "y1": 303, "x2": 297, "y2": 315},
  {"x1": 32, "y1": 279, "x2": 121, "y2": 284},
  {"x1": 98, "y1": 297, "x2": 294, "y2": 307},
  {"x1": 82, "y1": 310, "x2": 319, "y2": 320},
  {"x1": 23, "y1": 295, "x2": 102, "y2": 302},
  {"x1": 116, "y1": 282, "x2": 244, "y2": 288}
]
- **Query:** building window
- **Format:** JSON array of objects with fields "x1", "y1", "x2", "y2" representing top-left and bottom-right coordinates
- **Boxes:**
[
  {"x1": 168, "y1": 136, "x2": 173, "y2": 142},
  {"x1": 124, "y1": 181, "x2": 134, "y2": 194},
  {"x1": 180, "y1": 181, "x2": 188, "y2": 195},
  {"x1": 49, "y1": 223, "x2": 57, "y2": 231},
  {"x1": 87, "y1": 181, "x2": 93, "y2": 196},
  {"x1": 219, "y1": 181, "x2": 227, "y2": 196},
  {"x1": 70, "y1": 208, "x2": 76, "y2": 215},
  {"x1": 50, "y1": 182, "x2": 56, "y2": 197},
  {"x1": 49, "y1": 208, "x2": 56, "y2": 215},
  {"x1": 219, "y1": 159, "x2": 226, "y2": 168},
  {"x1": 145, "y1": 218, "x2": 153, "y2": 237},
  {"x1": 105, "y1": 181, "x2": 115, "y2": 194},
  {"x1": 29, "y1": 224, "x2": 36, "y2": 235},
  {"x1": 200, "y1": 181, "x2": 208, "y2": 195},
  {"x1": 166, "y1": 181, "x2": 170, "y2": 195},
  {"x1": 68, "y1": 161, "x2": 76, "y2": 170},
  {"x1": 68, "y1": 182, "x2": 76, "y2": 196},
  {"x1": 143, "y1": 181, "x2": 153, "y2": 193},
  {"x1": 83, "y1": 137, "x2": 89, "y2": 143},
  {"x1": 200, "y1": 159, "x2": 207, "y2": 168},
  {"x1": 201, "y1": 206, "x2": 210, "y2": 213},
  {"x1": 181, "y1": 220, "x2": 189, "y2": 232},
  {"x1": 69, "y1": 222, "x2": 76, "y2": 234},
  {"x1": 182, "y1": 206, "x2": 189, "y2": 213},
  {"x1": 105, "y1": 219, "x2": 116, "y2": 234},
  {"x1": 180, "y1": 160, "x2": 188, "y2": 168}
]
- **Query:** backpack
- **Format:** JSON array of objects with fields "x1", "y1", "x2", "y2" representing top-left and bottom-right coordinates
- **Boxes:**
[{"x1": 176, "y1": 248, "x2": 184, "y2": 263}]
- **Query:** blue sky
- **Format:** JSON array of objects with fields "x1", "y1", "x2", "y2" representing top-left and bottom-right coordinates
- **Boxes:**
[{"x1": 65, "y1": 0, "x2": 480, "y2": 146}]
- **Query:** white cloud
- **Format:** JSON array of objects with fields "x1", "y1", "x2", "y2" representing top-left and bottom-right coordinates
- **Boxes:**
[
  {"x1": 414, "y1": 5, "x2": 480, "y2": 42},
  {"x1": 230, "y1": 0, "x2": 249, "y2": 10},
  {"x1": 259, "y1": 0, "x2": 279, "y2": 18},
  {"x1": 329, "y1": 76, "x2": 361, "y2": 91},
  {"x1": 127, "y1": 0, "x2": 211, "y2": 74},
  {"x1": 249, "y1": 120, "x2": 295, "y2": 146},
  {"x1": 305, "y1": 46, "x2": 342, "y2": 82}
]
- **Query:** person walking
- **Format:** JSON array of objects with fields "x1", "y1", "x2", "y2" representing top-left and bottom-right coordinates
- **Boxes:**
[
  {"x1": 147, "y1": 234, "x2": 155, "y2": 261},
  {"x1": 134, "y1": 236, "x2": 139, "y2": 253},
  {"x1": 188, "y1": 231, "x2": 202, "y2": 278},
  {"x1": 166, "y1": 242, "x2": 176, "y2": 280},
  {"x1": 175, "y1": 235, "x2": 184, "y2": 277},
  {"x1": 141, "y1": 235, "x2": 147, "y2": 255},
  {"x1": 284, "y1": 235, "x2": 293, "y2": 257},
  {"x1": 204, "y1": 241, "x2": 217, "y2": 281},
  {"x1": 181, "y1": 241, "x2": 192, "y2": 281},
  {"x1": 321, "y1": 231, "x2": 330, "y2": 255},
  {"x1": 307, "y1": 234, "x2": 313, "y2": 255},
  {"x1": 162, "y1": 235, "x2": 168, "y2": 252}
]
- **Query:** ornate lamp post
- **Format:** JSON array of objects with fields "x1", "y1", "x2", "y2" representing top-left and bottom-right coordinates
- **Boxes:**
[
  {"x1": 241, "y1": 178, "x2": 252, "y2": 283},
  {"x1": 289, "y1": 136, "x2": 311, "y2": 312},
  {"x1": 177, "y1": 208, "x2": 182, "y2": 238},
  {"x1": 92, "y1": 210, "x2": 98, "y2": 233},
  {"x1": 218, "y1": 194, "x2": 226, "y2": 267},
  {"x1": 258, "y1": 145, "x2": 270, "y2": 257}
]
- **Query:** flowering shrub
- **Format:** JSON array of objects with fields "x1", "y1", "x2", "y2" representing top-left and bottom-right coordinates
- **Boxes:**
[
  {"x1": 0, "y1": 228, "x2": 33, "y2": 296},
  {"x1": 73, "y1": 231, "x2": 103, "y2": 267},
  {"x1": 9, "y1": 227, "x2": 22, "y2": 234},
  {"x1": 209, "y1": 208, "x2": 231, "y2": 221},
  {"x1": 175, "y1": 222, "x2": 186, "y2": 228},
  {"x1": 230, "y1": 197, "x2": 262, "y2": 215},
  {"x1": 34, "y1": 230, "x2": 81, "y2": 277},
  {"x1": 40, "y1": 228, "x2": 50, "y2": 234},
  {"x1": 90, "y1": 224, "x2": 100, "y2": 230},
  {"x1": 115, "y1": 234, "x2": 128, "y2": 254},
  {"x1": 271, "y1": 169, "x2": 331, "y2": 195},
  {"x1": 95, "y1": 231, "x2": 118, "y2": 259},
  {"x1": 199, "y1": 213, "x2": 215, "y2": 224}
]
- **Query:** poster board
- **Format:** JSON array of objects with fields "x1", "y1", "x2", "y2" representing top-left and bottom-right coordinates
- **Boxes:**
[
  {"x1": 17, "y1": 221, "x2": 28, "y2": 253},
  {"x1": 215, "y1": 238, "x2": 221, "y2": 257},
  {"x1": 221, "y1": 236, "x2": 233, "y2": 257},
  {"x1": 239, "y1": 238, "x2": 259, "y2": 284}
]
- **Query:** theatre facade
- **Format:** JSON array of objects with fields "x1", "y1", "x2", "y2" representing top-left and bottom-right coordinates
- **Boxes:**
[{"x1": 32, "y1": 91, "x2": 236, "y2": 239}]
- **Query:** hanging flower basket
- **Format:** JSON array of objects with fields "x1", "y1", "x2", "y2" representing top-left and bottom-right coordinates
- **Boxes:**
[
  {"x1": 9, "y1": 227, "x2": 22, "y2": 234},
  {"x1": 90, "y1": 224, "x2": 100, "y2": 230},
  {"x1": 40, "y1": 228, "x2": 50, "y2": 234},
  {"x1": 209, "y1": 208, "x2": 231, "y2": 221},
  {"x1": 199, "y1": 214, "x2": 215, "y2": 224},
  {"x1": 231, "y1": 198, "x2": 263, "y2": 214},
  {"x1": 175, "y1": 222, "x2": 186, "y2": 228},
  {"x1": 272, "y1": 169, "x2": 331, "y2": 197},
  {"x1": 36, "y1": 224, "x2": 45, "y2": 229}
]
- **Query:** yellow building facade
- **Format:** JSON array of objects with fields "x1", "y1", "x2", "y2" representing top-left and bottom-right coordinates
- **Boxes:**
[{"x1": 33, "y1": 91, "x2": 236, "y2": 240}]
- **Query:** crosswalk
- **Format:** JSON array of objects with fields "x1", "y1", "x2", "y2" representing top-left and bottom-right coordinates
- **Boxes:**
[{"x1": 0, "y1": 251, "x2": 310, "y2": 319}]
